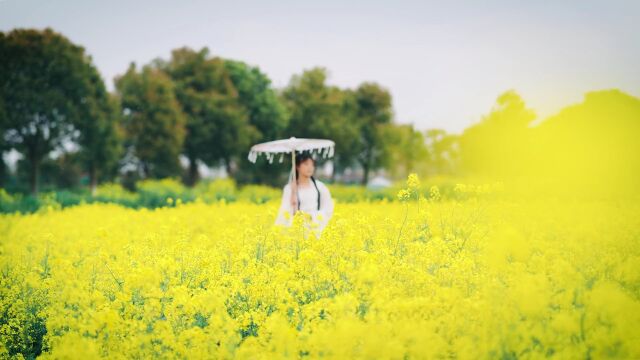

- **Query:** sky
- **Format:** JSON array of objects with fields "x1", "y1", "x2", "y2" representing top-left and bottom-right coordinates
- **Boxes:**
[{"x1": 1, "y1": 0, "x2": 639, "y2": 134}]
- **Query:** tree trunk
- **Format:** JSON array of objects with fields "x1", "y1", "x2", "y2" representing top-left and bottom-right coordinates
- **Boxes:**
[
  {"x1": 361, "y1": 162, "x2": 369, "y2": 186},
  {"x1": 224, "y1": 158, "x2": 234, "y2": 178},
  {"x1": 89, "y1": 162, "x2": 97, "y2": 196},
  {"x1": 361, "y1": 147, "x2": 375, "y2": 186},
  {"x1": 28, "y1": 148, "x2": 39, "y2": 195},
  {"x1": 142, "y1": 162, "x2": 150, "y2": 179},
  {"x1": 330, "y1": 161, "x2": 337, "y2": 182},
  {"x1": 187, "y1": 157, "x2": 199, "y2": 187},
  {"x1": 0, "y1": 158, "x2": 6, "y2": 187}
]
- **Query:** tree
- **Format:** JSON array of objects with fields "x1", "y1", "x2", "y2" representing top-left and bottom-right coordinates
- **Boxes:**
[
  {"x1": 281, "y1": 68, "x2": 359, "y2": 181},
  {"x1": 224, "y1": 59, "x2": 288, "y2": 142},
  {"x1": 531, "y1": 89, "x2": 640, "y2": 195},
  {"x1": 332, "y1": 88, "x2": 367, "y2": 180},
  {"x1": 16, "y1": 151, "x2": 84, "y2": 190},
  {"x1": 424, "y1": 129, "x2": 459, "y2": 176},
  {"x1": 75, "y1": 74, "x2": 124, "y2": 195},
  {"x1": 458, "y1": 90, "x2": 535, "y2": 178},
  {"x1": 352, "y1": 82, "x2": 394, "y2": 185},
  {"x1": 0, "y1": 96, "x2": 9, "y2": 187},
  {"x1": 224, "y1": 59, "x2": 290, "y2": 185},
  {"x1": 282, "y1": 68, "x2": 344, "y2": 138},
  {"x1": 385, "y1": 123, "x2": 428, "y2": 179},
  {"x1": 0, "y1": 28, "x2": 109, "y2": 194},
  {"x1": 115, "y1": 63, "x2": 186, "y2": 179},
  {"x1": 160, "y1": 47, "x2": 257, "y2": 185}
]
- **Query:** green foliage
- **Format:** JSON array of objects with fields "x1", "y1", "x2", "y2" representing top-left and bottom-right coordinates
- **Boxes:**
[
  {"x1": 423, "y1": 129, "x2": 459, "y2": 176},
  {"x1": 224, "y1": 59, "x2": 288, "y2": 141},
  {"x1": 352, "y1": 82, "x2": 394, "y2": 184},
  {"x1": 385, "y1": 124, "x2": 429, "y2": 179},
  {"x1": 224, "y1": 59, "x2": 290, "y2": 186},
  {"x1": 160, "y1": 47, "x2": 256, "y2": 185},
  {"x1": 115, "y1": 63, "x2": 186, "y2": 179},
  {"x1": 280, "y1": 70, "x2": 395, "y2": 184},
  {"x1": 0, "y1": 176, "x2": 484, "y2": 214},
  {"x1": 459, "y1": 90, "x2": 536, "y2": 178},
  {"x1": 2, "y1": 28, "x2": 639, "y2": 200},
  {"x1": 237, "y1": 184, "x2": 281, "y2": 204},
  {"x1": 529, "y1": 89, "x2": 640, "y2": 196},
  {"x1": 193, "y1": 178, "x2": 237, "y2": 202},
  {"x1": 12, "y1": 153, "x2": 85, "y2": 192},
  {"x1": 0, "y1": 267, "x2": 49, "y2": 359},
  {"x1": 0, "y1": 28, "x2": 113, "y2": 194},
  {"x1": 457, "y1": 88, "x2": 640, "y2": 198}
]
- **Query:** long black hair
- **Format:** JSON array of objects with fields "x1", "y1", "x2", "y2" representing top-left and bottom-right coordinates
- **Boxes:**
[{"x1": 294, "y1": 152, "x2": 321, "y2": 210}]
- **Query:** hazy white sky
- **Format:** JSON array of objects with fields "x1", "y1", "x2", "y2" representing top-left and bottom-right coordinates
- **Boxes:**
[{"x1": 2, "y1": 0, "x2": 639, "y2": 133}]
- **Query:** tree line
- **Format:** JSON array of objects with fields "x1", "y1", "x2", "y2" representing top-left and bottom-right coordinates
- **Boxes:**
[{"x1": 2, "y1": 28, "x2": 639, "y2": 196}]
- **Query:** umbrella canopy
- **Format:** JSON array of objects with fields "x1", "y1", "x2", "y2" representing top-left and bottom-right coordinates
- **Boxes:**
[
  {"x1": 247, "y1": 137, "x2": 335, "y2": 164},
  {"x1": 247, "y1": 137, "x2": 335, "y2": 214}
]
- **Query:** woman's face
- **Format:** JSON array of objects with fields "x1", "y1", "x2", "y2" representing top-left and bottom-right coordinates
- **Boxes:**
[{"x1": 297, "y1": 158, "x2": 315, "y2": 178}]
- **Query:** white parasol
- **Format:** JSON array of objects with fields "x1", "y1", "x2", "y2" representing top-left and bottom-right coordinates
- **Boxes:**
[{"x1": 247, "y1": 137, "x2": 335, "y2": 213}]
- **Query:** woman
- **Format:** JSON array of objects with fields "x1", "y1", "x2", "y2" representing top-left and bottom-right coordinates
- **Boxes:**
[{"x1": 274, "y1": 152, "x2": 334, "y2": 234}]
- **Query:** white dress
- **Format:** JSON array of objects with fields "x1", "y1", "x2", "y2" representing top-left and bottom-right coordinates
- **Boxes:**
[{"x1": 274, "y1": 179, "x2": 334, "y2": 233}]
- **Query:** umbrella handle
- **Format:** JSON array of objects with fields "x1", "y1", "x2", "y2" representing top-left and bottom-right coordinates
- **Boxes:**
[{"x1": 289, "y1": 150, "x2": 297, "y2": 214}]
